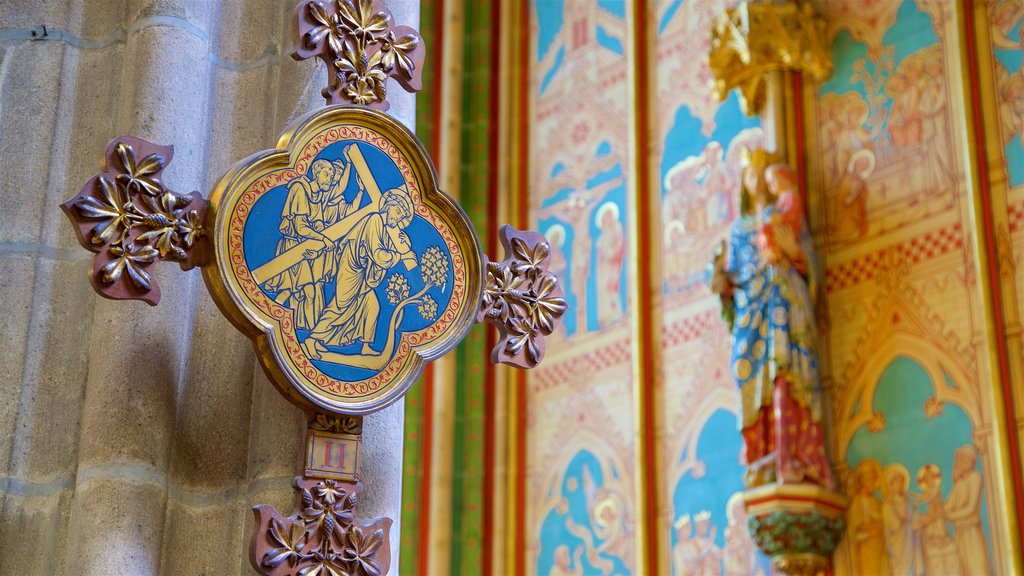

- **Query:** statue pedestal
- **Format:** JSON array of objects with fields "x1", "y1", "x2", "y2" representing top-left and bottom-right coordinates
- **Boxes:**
[{"x1": 743, "y1": 484, "x2": 848, "y2": 576}]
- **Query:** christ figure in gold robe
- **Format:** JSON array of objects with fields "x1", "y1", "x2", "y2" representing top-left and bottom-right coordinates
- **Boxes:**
[{"x1": 304, "y1": 185, "x2": 416, "y2": 358}]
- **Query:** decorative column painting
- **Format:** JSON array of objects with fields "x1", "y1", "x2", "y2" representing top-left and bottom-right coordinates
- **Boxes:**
[
  {"x1": 807, "y1": 0, "x2": 1014, "y2": 572},
  {"x1": 654, "y1": 1, "x2": 771, "y2": 575},
  {"x1": 528, "y1": 1, "x2": 636, "y2": 574},
  {"x1": 513, "y1": 0, "x2": 1022, "y2": 574},
  {"x1": 985, "y1": 0, "x2": 1024, "y2": 418}
]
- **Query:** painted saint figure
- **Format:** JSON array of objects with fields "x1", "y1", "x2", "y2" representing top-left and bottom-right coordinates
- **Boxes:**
[
  {"x1": 913, "y1": 464, "x2": 960, "y2": 575},
  {"x1": 672, "y1": 515, "x2": 698, "y2": 576},
  {"x1": 548, "y1": 545, "x2": 583, "y2": 576},
  {"x1": 722, "y1": 495, "x2": 763, "y2": 576},
  {"x1": 709, "y1": 149, "x2": 831, "y2": 488},
  {"x1": 304, "y1": 185, "x2": 416, "y2": 359},
  {"x1": 594, "y1": 201, "x2": 625, "y2": 328},
  {"x1": 945, "y1": 445, "x2": 992, "y2": 575},
  {"x1": 881, "y1": 463, "x2": 921, "y2": 575},
  {"x1": 849, "y1": 460, "x2": 888, "y2": 576},
  {"x1": 264, "y1": 156, "x2": 354, "y2": 330},
  {"x1": 832, "y1": 149, "x2": 875, "y2": 241},
  {"x1": 690, "y1": 511, "x2": 721, "y2": 575}
]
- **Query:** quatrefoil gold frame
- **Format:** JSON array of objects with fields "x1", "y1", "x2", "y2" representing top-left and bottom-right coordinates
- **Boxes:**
[{"x1": 204, "y1": 106, "x2": 483, "y2": 415}]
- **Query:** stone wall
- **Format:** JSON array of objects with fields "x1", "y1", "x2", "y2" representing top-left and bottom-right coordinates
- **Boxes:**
[{"x1": 0, "y1": 0, "x2": 416, "y2": 573}]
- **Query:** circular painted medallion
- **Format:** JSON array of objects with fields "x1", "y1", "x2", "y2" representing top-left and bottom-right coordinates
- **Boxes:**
[{"x1": 205, "y1": 106, "x2": 483, "y2": 414}]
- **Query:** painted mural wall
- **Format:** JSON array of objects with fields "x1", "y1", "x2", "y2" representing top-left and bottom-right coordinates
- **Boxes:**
[
  {"x1": 520, "y1": 1, "x2": 1021, "y2": 575},
  {"x1": 808, "y1": 0, "x2": 1013, "y2": 573},
  {"x1": 653, "y1": 1, "x2": 772, "y2": 575},
  {"x1": 528, "y1": 1, "x2": 636, "y2": 574}
]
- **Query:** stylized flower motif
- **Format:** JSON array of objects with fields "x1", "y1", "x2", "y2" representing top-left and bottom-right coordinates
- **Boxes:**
[
  {"x1": 175, "y1": 208, "x2": 204, "y2": 248},
  {"x1": 924, "y1": 397, "x2": 943, "y2": 418},
  {"x1": 264, "y1": 518, "x2": 309, "y2": 568},
  {"x1": 417, "y1": 294, "x2": 438, "y2": 321},
  {"x1": 315, "y1": 480, "x2": 346, "y2": 506},
  {"x1": 511, "y1": 236, "x2": 549, "y2": 281},
  {"x1": 306, "y1": 1, "x2": 346, "y2": 54},
  {"x1": 341, "y1": 524, "x2": 385, "y2": 576},
  {"x1": 101, "y1": 241, "x2": 158, "y2": 288},
  {"x1": 529, "y1": 274, "x2": 568, "y2": 335},
  {"x1": 298, "y1": 551, "x2": 346, "y2": 576},
  {"x1": 378, "y1": 30, "x2": 418, "y2": 76},
  {"x1": 385, "y1": 273, "x2": 410, "y2": 304},
  {"x1": 336, "y1": 39, "x2": 388, "y2": 105},
  {"x1": 866, "y1": 411, "x2": 886, "y2": 433},
  {"x1": 137, "y1": 191, "x2": 189, "y2": 259},
  {"x1": 336, "y1": 0, "x2": 388, "y2": 42},
  {"x1": 76, "y1": 176, "x2": 136, "y2": 245},
  {"x1": 114, "y1": 141, "x2": 164, "y2": 196},
  {"x1": 506, "y1": 315, "x2": 542, "y2": 365},
  {"x1": 482, "y1": 263, "x2": 526, "y2": 322},
  {"x1": 342, "y1": 74, "x2": 381, "y2": 105},
  {"x1": 420, "y1": 245, "x2": 449, "y2": 289}
]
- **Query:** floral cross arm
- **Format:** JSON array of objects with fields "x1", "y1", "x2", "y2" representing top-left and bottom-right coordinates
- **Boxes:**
[
  {"x1": 293, "y1": 0, "x2": 425, "y2": 109},
  {"x1": 479, "y1": 225, "x2": 569, "y2": 369},
  {"x1": 60, "y1": 136, "x2": 208, "y2": 305}
]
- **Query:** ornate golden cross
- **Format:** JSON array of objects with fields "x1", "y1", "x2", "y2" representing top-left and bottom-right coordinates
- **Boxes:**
[{"x1": 60, "y1": 3, "x2": 565, "y2": 575}]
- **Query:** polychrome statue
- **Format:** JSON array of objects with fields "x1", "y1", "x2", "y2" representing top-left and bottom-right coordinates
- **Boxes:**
[{"x1": 709, "y1": 149, "x2": 832, "y2": 489}]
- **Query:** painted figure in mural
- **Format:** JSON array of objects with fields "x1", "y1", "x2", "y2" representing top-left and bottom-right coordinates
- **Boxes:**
[
  {"x1": 848, "y1": 459, "x2": 889, "y2": 576},
  {"x1": 672, "y1": 515, "x2": 698, "y2": 576},
  {"x1": 549, "y1": 544, "x2": 583, "y2": 576},
  {"x1": 886, "y1": 68, "x2": 923, "y2": 150},
  {"x1": 945, "y1": 445, "x2": 993, "y2": 575},
  {"x1": 591, "y1": 488, "x2": 632, "y2": 573},
  {"x1": 708, "y1": 149, "x2": 831, "y2": 488},
  {"x1": 545, "y1": 224, "x2": 569, "y2": 342},
  {"x1": 538, "y1": 177, "x2": 622, "y2": 336},
  {"x1": 304, "y1": 185, "x2": 416, "y2": 358},
  {"x1": 264, "y1": 155, "x2": 355, "y2": 330},
  {"x1": 663, "y1": 220, "x2": 687, "y2": 290},
  {"x1": 663, "y1": 156, "x2": 705, "y2": 235},
  {"x1": 722, "y1": 494, "x2": 764, "y2": 576},
  {"x1": 882, "y1": 463, "x2": 922, "y2": 575},
  {"x1": 832, "y1": 149, "x2": 875, "y2": 241},
  {"x1": 917, "y1": 56, "x2": 953, "y2": 193},
  {"x1": 832, "y1": 97, "x2": 873, "y2": 189},
  {"x1": 1002, "y1": 72, "x2": 1024, "y2": 147},
  {"x1": 595, "y1": 202, "x2": 625, "y2": 328},
  {"x1": 691, "y1": 511, "x2": 722, "y2": 576},
  {"x1": 700, "y1": 142, "x2": 736, "y2": 226},
  {"x1": 913, "y1": 464, "x2": 960, "y2": 575}
]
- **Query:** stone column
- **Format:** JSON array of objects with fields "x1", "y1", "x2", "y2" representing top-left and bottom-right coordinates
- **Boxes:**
[
  {"x1": 62, "y1": 1, "x2": 217, "y2": 573},
  {"x1": 0, "y1": 0, "x2": 420, "y2": 573}
]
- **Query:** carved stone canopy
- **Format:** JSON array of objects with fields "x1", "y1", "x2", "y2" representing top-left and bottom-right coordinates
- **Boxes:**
[{"x1": 709, "y1": 0, "x2": 832, "y2": 116}]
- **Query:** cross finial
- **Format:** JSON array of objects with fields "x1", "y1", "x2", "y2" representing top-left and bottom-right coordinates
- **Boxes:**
[{"x1": 293, "y1": 0, "x2": 426, "y2": 110}]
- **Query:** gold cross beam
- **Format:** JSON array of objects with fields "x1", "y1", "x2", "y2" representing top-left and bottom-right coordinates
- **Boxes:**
[{"x1": 250, "y1": 144, "x2": 414, "y2": 285}]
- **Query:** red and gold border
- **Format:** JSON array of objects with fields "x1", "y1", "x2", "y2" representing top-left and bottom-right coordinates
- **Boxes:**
[{"x1": 204, "y1": 106, "x2": 484, "y2": 416}]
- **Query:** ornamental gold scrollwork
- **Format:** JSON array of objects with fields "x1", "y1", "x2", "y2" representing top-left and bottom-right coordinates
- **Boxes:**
[
  {"x1": 479, "y1": 225, "x2": 569, "y2": 369},
  {"x1": 293, "y1": 0, "x2": 425, "y2": 108},
  {"x1": 709, "y1": 0, "x2": 832, "y2": 116},
  {"x1": 60, "y1": 136, "x2": 208, "y2": 305}
]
